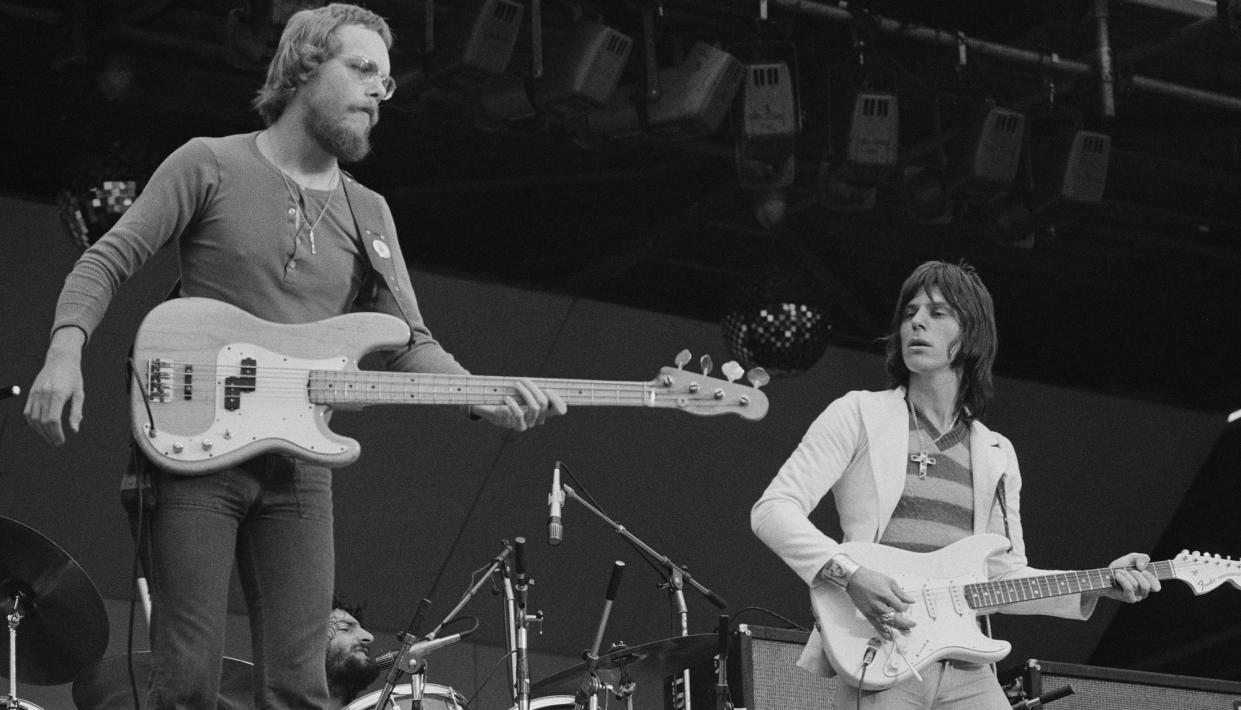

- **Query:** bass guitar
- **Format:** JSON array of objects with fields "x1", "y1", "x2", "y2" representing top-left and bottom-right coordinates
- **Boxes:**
[
  {"x1": 811, "y1": 533, "x2": 1240, "y2": 690},
  {"x1": 129, "y1": 297, "x2": 769, "y2": 476}
]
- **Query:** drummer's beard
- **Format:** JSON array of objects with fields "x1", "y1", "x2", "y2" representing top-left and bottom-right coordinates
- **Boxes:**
[{"x1": 327, "y1": 646, "x2": 381, "y2": 705}]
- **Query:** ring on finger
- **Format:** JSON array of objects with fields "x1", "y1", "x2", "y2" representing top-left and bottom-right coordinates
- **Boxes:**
[{"x1": 879, "y1": 610, "x2": 898, "y2": 624}]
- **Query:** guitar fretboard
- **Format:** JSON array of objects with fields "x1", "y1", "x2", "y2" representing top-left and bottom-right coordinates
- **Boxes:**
[
  {"x1": 964, "y1": 560, "x2": 1175, "y2": 609},
  {"x1": 307, "y1": 370, "x2": 657, "y2": 407}
]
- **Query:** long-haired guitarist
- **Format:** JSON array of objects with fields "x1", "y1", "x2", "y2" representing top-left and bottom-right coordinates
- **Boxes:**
[
  {"x1": 751, "y1": 261, "x2": 1158, "y2": 709},
  {"x1": 23, "y1": 5, "x2": 565, "y2": 707}
]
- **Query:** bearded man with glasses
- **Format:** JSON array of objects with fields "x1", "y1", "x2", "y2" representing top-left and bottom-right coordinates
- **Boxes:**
[{"x1": 24, "y1": 4, "x2": 566, "y2": 708}]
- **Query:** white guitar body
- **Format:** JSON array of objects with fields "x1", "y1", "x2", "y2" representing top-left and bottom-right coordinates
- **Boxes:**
[
  {"x1": 811, "y1": 533, "x2": 1241, "y2": 691},
  {"x1": 131, "y1": 298, "x2": 410, "y2": 474},
  {"x1": 812, "y1": 535, "x2": 1011, "y2": 691}
]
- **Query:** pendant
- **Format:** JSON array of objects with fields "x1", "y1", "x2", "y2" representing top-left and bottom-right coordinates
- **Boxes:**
[{"x1": 910, "y1": 451, "x2": 936, "y2": 479}]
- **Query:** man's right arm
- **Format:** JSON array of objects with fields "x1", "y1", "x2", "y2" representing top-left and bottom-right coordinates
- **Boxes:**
[{"x1": 24, "y1": 326, "x2": 87, "y2": 446}]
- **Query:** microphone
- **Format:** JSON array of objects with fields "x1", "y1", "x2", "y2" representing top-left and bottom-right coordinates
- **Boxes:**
[
  {"x1": 395, "y1": 632, "x2": 470, "y2": 673},
  {"x1": 376, "y1": 598, "x2": 432, "y2": 710},
  {"x1": 514, "y1": 536, "x2": 530, "y2": 592},
  {"x1": 548, "y1": 462, "x2": 564, "y2": 546},
  {"x1": 1, "y1": 385, "x2": 19, "y2": 401}
]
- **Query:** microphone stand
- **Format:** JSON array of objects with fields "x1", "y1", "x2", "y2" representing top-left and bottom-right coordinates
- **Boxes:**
[
  {"x1": 557, "y1": 484, "x2": 727, "y2": 710},
  {"x1": 374, "y1": 541, "x2": 515, "y2": 710},
  {"x1": 573, "y1": 561, "x2": 625, "y2": 710},
  {"x1": 503, "y1": 537, "x2": 539, "y2": 710}
]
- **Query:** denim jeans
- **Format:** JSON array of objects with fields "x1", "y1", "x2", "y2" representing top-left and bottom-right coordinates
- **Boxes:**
[
  {"x1": 146, "y1": 455, "x2": 334, "y2": 709},
  {"x1": 835, "y1": 660, "x2": 1010, "y2": 710}
]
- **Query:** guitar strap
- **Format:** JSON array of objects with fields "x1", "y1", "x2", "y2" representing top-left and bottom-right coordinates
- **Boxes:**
[
  {"x1": 995, "y1": 474, "x2": 1013, "y2": 553},
  {"x1": 339, "y1": 173, "x2": 422, "y2": 345}
]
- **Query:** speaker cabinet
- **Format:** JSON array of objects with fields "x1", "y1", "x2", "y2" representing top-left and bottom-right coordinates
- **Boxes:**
[
  {"x1": 1022, "y1": 660, "x2": 1241, "y2": 710},
  {"x1": 718, "y1": 626, "x2": 1241, "y2": 710},
  {"x1": 729, "y1": 624, "x2": 837, "y2": 710}
]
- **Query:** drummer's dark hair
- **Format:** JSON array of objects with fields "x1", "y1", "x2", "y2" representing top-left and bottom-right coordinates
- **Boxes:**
[{"x1": 331, "y1": 593, "x2": 367, "y2": 626}]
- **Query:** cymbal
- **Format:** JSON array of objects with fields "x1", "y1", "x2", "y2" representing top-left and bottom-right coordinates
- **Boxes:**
[
  {"x1": 72, "y1": 652, "x2": 255, "y2": 710},
  {"x1": 0, "y1": 516, "x2": 109, "y2": 685},
  {"x1": 532, "y1": 634, "x2": 717, "y2": 695}
]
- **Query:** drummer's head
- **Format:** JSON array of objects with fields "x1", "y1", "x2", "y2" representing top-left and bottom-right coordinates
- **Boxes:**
[{"x1": 328, "y1": 595, "x2": 380, "y2": 704}]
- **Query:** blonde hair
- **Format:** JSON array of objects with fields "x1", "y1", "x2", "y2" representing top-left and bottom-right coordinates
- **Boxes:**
[{"x1": 252, "y1": 3, "x2": 393, "y2": 125}]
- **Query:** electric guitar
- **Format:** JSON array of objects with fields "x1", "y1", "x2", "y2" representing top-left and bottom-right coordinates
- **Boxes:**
[
  {"x1": 129, "y1": 297, "x2": 770, "y2": 476},
  {"x1": 811, "y1": 533, "x2": 1241, "y2": 691}
]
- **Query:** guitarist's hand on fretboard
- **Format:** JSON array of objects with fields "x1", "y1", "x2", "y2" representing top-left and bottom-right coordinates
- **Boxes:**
[
  {"x1": 1096, "y1": 552, "x2": 1162, "y2": 603},
  {"x1": 847, "y1": 567, "x2": 918, "y2": 638},
  {"x1": 468, "y1": 377, "x2": 568, "y2": 431}
]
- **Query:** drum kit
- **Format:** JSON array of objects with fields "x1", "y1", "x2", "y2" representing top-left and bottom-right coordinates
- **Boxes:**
[{"x1": 1, "y1": 461, "x2": 732, "y2": 710}]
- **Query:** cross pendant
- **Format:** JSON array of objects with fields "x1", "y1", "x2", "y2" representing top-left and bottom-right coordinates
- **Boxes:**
[{"x1": 910, "y1": 451, "x2": 936, "y2": 479}]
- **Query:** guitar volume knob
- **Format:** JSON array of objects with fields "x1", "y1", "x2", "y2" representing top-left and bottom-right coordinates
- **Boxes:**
[
  {"x1": 172, "y1": 442, "x2": 184, "y2": 453},
  {"x1": 202, "y1": 439, "x2": 214, "y2": 451}
]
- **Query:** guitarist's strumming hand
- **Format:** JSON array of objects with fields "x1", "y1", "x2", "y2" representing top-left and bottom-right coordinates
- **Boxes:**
[
  {"x1": 847, "y1": 567, "x2": 917, "y2": 639},
  {"x1": 469, "y1": 378, "x2": 568, "y2": 431},
  {"x1": 1097, "y1": 552, "x2": 1161, "y2": 603}
]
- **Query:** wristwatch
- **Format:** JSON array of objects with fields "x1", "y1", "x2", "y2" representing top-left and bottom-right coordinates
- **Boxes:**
[{"x1": 819, "y1": 553, "x2": 860, "y2": 589}]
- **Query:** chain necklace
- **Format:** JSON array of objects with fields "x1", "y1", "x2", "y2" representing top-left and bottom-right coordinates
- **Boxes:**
[
  {"x1": 908, "y1": 398, "x2": 958, "y2": 480},
  {"x1": 279, "y1": 170, "x2": 339, "y2": 255}
]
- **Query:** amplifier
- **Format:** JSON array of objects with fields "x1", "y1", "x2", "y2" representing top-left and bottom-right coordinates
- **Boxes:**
[
  {"x1": 1019, "y1": 660, "x2": 1241, "y2": 710},
  {"x1": 727, "y1": 624, "x2": 837, "y2": 710}
]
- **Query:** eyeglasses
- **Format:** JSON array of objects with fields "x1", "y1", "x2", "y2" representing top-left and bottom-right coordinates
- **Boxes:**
[{"x1": 339, "y1": 55, "x2": 396, "y2": 101}]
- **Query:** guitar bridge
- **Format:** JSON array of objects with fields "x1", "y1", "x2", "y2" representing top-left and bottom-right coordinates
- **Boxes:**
[{"x1": 147, "y1": 359, "x2": 175, "y2": 403}]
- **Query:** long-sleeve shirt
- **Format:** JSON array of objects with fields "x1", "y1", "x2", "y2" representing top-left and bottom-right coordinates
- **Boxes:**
[{"x1": 53, "y1": 131, "x2": 466, "y2": 376}]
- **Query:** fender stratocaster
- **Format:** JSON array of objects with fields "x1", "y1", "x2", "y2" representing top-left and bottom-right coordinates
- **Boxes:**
[
  {"x1": 811, "y1": 533, "x2": 1240, "y2": 690},
  {"x1": 129, "y1": 297, "x2": 769, "y2": 476}
]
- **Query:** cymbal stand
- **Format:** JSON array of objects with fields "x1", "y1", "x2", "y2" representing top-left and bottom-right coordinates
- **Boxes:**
[
  {"x1": 3, "y1": 590, "x2": 27, "y2": 710},
  {"x1": 557, "y1": 484, "x2": 728, "y2": 710}
]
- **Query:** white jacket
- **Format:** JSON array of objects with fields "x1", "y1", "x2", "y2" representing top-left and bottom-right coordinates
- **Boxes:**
[{"x1": 751, "y1": 388, "x2": 1096, "y2": 677}]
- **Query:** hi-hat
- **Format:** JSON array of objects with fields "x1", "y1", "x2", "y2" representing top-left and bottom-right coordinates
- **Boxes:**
[
  {"x1": 72, "y1": 652, "x2": 255, "y2": 710},
  {"x1": 0, "y1": 516, "x2": 108, "y2": 685},
  {"x1": 532, "y1": 634, "x2": 716, "y2": 695}
]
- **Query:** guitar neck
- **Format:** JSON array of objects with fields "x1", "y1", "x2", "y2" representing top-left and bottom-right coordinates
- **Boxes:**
[
  {"x1": 308, "y1": 370, "x2": 654, "y2": 408},
  {"x1": 964, "y1": 560, "x2": 1176, "y2": 609}
]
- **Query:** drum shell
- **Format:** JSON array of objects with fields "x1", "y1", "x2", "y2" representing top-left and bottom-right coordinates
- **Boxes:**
[{"x1": 346, "y1": 682, "x2": 467, "y2": 710}]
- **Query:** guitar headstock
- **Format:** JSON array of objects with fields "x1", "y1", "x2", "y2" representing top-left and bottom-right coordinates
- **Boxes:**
[
  {"x1": 1170, "y1": 550, "x2": 1241, "y2": 595},
  {"x1": 648, "y1": 351, "x2": 769, "y2": 420}
]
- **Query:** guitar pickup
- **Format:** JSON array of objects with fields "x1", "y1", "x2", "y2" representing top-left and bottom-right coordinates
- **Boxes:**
[{"x1": 183, "y1": 365, "x2": 193, "y2": 400}]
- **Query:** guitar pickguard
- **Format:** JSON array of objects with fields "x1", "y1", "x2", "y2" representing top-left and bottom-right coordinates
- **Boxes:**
[{"x1": 137, "y1": 343, "x2": 351, "y2": 471}]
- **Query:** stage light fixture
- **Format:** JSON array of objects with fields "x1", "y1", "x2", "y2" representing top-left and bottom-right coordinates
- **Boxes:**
[
  {"x1": 949, "y1": 104, "x2": 1026, "y2": 196},
  {"x1": 842, "y1": 91, "x2": 900, "y2": 183},
  {"x1": 647, "y1": 42, "x2": 745, "y2": 138},
  {"x1": 429, "y1": 0, "x2": 524, "y2": 90},
  {"x1": 570, "y1": 42, "x2": 745, "y2": 145},
  {"x1": 533, "y1": 20, "x2": 633, "y2": 117},
  {"x1": 735, "y1": 62, "x2": 797, "y2": 192}
]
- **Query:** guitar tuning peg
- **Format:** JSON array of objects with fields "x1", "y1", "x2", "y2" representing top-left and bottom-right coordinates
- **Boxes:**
[
  {"x1": 746, "y1": 367, "x2": 771, "y2": 389},
  {"x1": 699, "y1": 354, "x2": 714, "y2": 376},
  {"x1": 675, "y1": 349, "x2": 691, "y2": 370},
  {"x1": 721, "y1": 361, "x2": 744, "y2": 383}
]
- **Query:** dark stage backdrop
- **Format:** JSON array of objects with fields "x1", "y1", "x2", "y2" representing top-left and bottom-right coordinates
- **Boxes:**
[{"x1": 0, "y1": 195, "x2": 1228, "y2": 708}]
